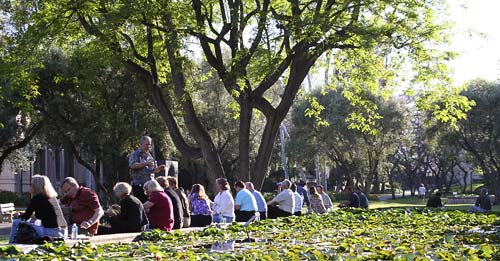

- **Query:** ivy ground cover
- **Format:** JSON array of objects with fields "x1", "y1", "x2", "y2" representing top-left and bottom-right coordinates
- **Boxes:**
[{"x1": 1, "y1": 208, "x2": 499, "y2": 260}]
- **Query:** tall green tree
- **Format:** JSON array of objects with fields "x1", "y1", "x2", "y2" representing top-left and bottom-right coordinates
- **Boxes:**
[
  {"x1": 453, "y1": 80, "x2": 500, "y2": 203},
  {"x1": 5, "y1": 0, "x2": 473, "y2": 189},
  {"x1": 289, "y1": 89, "x2": 407, "y2": 193}
]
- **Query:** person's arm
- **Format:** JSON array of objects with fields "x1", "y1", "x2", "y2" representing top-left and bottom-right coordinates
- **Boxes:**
[
  {"x1": 143, "y1": 201, "x2": 155, "y2": 210},
  {"x1": 267, "y1": 191, "x2": 284, "y2": 205},
  {"x1": 234, "y1": 193, "x2": 241, "y2": 210},
  {"x1": 80, "y1": 207, "x2": 104, "y2": 229}
]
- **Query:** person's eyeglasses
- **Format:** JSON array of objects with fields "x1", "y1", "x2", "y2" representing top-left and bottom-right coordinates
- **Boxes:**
[{"x1": 62, "y1": 185, "x2": 72, "y2": 194}]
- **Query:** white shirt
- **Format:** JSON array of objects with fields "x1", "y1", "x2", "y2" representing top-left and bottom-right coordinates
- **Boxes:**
[
  {"x1": 293, "y1": 192, "x2": 303, "y2": 213},
  {"x1": 268, "y1": 189, "x2": 295, "y2": 213},
  {"x1": 213, "y1": 190, "x2": 235, "y2": 217},
  {"x1": 418, "y1": 186, "x2": 426, "y2": 195}
]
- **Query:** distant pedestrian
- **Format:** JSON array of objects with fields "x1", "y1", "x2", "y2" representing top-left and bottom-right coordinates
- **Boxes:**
[{"x1": 418, "y1": 184, "x2": 426, "y2": 203}]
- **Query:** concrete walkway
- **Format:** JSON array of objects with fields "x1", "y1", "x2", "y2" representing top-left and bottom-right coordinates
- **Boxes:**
[{"x1": 0, "y1": 222, "x2": 210, "y2": 254}]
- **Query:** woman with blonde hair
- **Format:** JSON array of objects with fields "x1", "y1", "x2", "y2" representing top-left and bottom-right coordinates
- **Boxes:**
[
  {"x1": 189, "y1": 184, "x2": 213, "y2": 227},
  {"x1": 143, "y1": 180, "x2": 174, "y2": 231},
  {"x1": 9, "y1": 175, "x2": 67, "y2": 243},
  {"x1": 308, "y1": 186, "x2": 326, "y2": 214}
]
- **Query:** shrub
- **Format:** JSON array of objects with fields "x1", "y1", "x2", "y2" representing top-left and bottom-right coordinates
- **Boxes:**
[{"x1": 0, "y1": 191, "x2": 31, "y2": 207}]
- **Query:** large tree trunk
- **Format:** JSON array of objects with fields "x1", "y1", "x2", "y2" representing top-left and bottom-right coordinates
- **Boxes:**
[
  {"x1": 238, "y1": 96, "x2": 252, "y2": 182},
  {"x1": 250, "y1": 53, "x2": 316, "y2": 189}
]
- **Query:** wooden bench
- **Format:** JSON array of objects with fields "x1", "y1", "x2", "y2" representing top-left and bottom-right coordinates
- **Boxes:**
[{"x1": 0, "y1": 203, "x2": 15, "y2": 223}]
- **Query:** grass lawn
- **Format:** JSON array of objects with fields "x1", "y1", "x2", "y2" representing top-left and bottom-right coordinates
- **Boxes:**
[
  {"x1": 332, "y1": 195, "x2": 500, "y2": 212},
  {"x1": 0, "y1": 237, "x2": 7, "y2": 244}
]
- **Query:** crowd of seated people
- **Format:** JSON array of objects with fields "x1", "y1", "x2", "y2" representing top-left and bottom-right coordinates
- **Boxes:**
[{"x1": 23, "y1": 171, "x2": 498, "y2": 244}]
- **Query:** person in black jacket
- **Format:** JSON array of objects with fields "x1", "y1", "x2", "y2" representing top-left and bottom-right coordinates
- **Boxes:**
[
  {"x1": 469, "y1": 188, "x2": 492, "y2": 213},
  {"x1": 9, "y1": 175, "x2": 67, "y2": 243},
  {"x1": 157, "y1": 176, "x2": 184, "y2": 229},
  {"x1": 98, "y1": 182, "x2": 148, "y2": 235},
  {"x1": 426, "y1": 192, "x2": 443, "y2": 208},
  {"x1": 166, "y1": 176, "x2": 191, "y2": 228},
  {"x1": 338, "y1": 186, "x2": 360, "y2": 208}
]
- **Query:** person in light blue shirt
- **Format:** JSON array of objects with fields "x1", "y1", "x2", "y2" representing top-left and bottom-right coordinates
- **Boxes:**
[
  {"x1": 246, "y1": 182, "x2": 267, "y2": 220},
  {"x1": 234, "y1": 181, "x2": 258, "y2": 222}
]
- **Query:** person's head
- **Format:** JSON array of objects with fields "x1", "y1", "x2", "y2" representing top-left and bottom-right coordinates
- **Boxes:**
[
  {"x1": 420, "y1": 184, "x2": 424, "y2": 187},
  {"x1": 61, "y1": 177, "x2": 80, "y2": 199},
  {"x1": 31, "y1": 175, "x2": 58, "y2": 198},
  {"x1": 166, "y1": 176, "x2": 178, "y2": 189},
  {"x1": 245, "y1": 182, "x2": 255, "y2": 191},
  {"x1": 156, "y1": 176, "x2": 168, "y2": 189},
  {"x1": 480, "y1": 188, "x2": 488, "y2": 196},
  {"x1": 298, "y1": 180, "x2": 306, "y2": 186},
  {"x1": 290, "y1": 182, "x2": 297, "y2": 192},
  {"x1": 344, "y1": 186, "x2": 353, "y2": 195},
  {"x1": 281, "y1": 179, "x2": 291, "y2": 190},
  {"x1": 191, "y1": 184, "x2": 209, "y2": 201},
  {"x1": 113, "y1": 182, "x2": 132, "y2": 199},
  {"x1": 140, "y1": 136, "x2": 152, "y2": 153},
  {"x1": 435, "y1": 192, "x2": 442, "y2": 197},
  {"x1": 309, "y1": 186, "x2": 319, "y2": 196},
  {"x1": 216, "y1": 178, "x2": 230, "y2": 192},
  {"x1": 234, "y1": 181, "x2": 245, "y2": 192},
  {"x1": 354, "y1": 187, "x2": 362, "y2": 193},
  {"x1": 143, "y1": 180, "x2": 163, "y2": 196},
  {"x1": 316, "y1": 185, "x2": 324, "y2": 194}
]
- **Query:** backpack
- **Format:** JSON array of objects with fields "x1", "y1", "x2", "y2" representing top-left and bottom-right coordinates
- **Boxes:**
[{"x1": 13, "y1": 222, "x2": 40, "y2": 244}]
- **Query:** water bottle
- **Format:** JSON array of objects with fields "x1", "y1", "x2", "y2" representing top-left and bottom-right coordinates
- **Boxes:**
[{"x1": 71, "y1": 223, "x2": 78, "y2": 240}]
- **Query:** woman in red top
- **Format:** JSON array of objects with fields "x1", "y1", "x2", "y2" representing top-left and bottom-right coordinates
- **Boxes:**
[{"x1": 143, "y1": 180, "x2": 174, "y2": 231}]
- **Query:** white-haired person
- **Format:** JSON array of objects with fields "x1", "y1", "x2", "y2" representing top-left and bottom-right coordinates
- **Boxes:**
[
  {"x1": 143, "y1": 180, "x2": 174, "y2": 231},
  {"x1": 97, "y1": 182, "x2": 148, "y2": 235},
  {"x1": 266, "y1": 179, "x2": 295, "y2": 219},
  {"x1": 9, "y1": 175, "x2": 67, "y2": 243}
]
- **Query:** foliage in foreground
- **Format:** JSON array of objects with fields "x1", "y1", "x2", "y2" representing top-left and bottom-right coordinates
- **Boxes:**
[{"x1": 1, "y1": 209, "x2": 499, "y2": 260}]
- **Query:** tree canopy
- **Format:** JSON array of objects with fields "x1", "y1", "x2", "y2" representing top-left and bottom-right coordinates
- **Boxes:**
[{"x1": 1, "y1": 0, "x2": 474, "y2": 190}]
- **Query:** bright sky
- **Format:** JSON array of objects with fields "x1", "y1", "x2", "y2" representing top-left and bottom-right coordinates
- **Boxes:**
[{"x1": 447, "y1": 0, "x2": 500, "y2": 85}]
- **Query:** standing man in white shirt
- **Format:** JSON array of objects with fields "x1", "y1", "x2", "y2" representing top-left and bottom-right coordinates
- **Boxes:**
[
  {"x1": 213, "y1": 178, "x2": 235, "y2": 223},
  {"x1": 418, "y1": 184, "x2": 427, "y2": 203},
  {"x1": 234, "y1": 181, "x2": 258, "y2": 222},
  {"x1": 267, "y1": 179, "x2": 295, "y2": 219},
  {"x1": 291, "y1": 183, "x2": 304, "y2": 216},
  {"x1": 316, "y1": 185, "x2": 333, "y2": 212}
]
